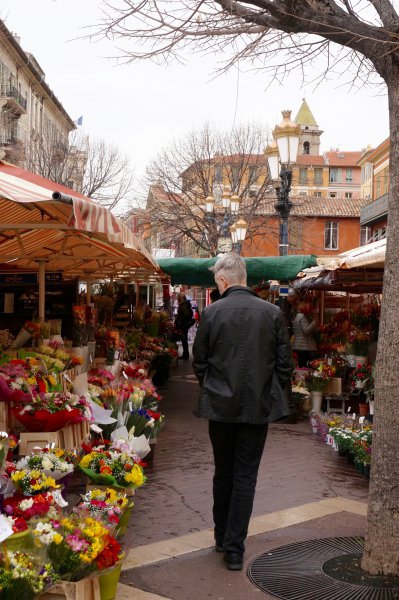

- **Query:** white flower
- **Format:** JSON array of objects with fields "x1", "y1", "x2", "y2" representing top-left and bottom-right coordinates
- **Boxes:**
[
  {"x1": 19, "y1": 498, "x2": 34, "y2": 511},
  {"x1": 41, "y1": 457, "x2": 53, "y2": 470}
]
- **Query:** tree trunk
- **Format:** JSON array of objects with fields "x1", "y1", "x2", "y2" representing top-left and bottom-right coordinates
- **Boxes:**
[{"x1": 361, "y1": 73, "x2": 399, "y2": 576}]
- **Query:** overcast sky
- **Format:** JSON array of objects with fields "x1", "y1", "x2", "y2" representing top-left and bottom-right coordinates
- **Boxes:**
[{"x1": 1, "y1": 1, "x2": 390, "y2": 197}]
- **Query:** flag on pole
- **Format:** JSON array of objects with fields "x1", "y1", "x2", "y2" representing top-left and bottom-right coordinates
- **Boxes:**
[{"x1": 74, "y1": 116, "x2": 83, "y2": 126}]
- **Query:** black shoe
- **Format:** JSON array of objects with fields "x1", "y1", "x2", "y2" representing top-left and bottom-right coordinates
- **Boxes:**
[
  {"x1": 215, "y1": 544, "x2": 224, "y2": 553},
  {"x1": 180, "y1": 355, "x2": 190, "y2": 360},
  {"x1": 224, "y1": 552, "x2": 243, "y2": 571}
]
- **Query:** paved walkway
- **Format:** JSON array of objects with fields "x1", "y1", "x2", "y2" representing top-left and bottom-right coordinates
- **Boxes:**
[{"x1": 118, "y1": 356, "x2": 369, "y2": 599}]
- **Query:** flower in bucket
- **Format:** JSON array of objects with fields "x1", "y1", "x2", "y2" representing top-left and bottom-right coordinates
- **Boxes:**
[
  {"x1": 79, "y1": 446, "x2": 146, "y2": 490},
  {"x1": 0, "y1": 550, "x2": 58, "y2": 596},
  {"x1": 305, "y1": 359, "x2": 336, "y2": 392},
  {"x1": 37, "y1": 515, "x2": 123, "y2": 581},
  {"x1": 350, "y1": 363, "x2": 373, "y2": 391},
  {"x1": 4, "y1": 492, "x2": 59, "y2": 522}
]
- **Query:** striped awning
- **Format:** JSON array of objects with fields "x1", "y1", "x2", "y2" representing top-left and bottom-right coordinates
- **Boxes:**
[{"x1": 0, "y1": 161, "x2": 160, "y2": 281}]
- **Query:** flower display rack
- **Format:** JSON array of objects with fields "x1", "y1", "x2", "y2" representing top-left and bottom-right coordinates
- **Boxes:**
[
  {"x1": 38, "y1": 574, "x2": 101, "y2": 600},
  {"x1": 19, "y1": 421, "x2": 90, "y2": 454}
]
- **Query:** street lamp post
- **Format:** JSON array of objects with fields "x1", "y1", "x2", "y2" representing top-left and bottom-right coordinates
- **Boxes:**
[
  {"x1": 205, "y1": 191, "x2": 247, "y2": 254},
  {"x1": 265, "y1": 110, "x2": 301, "y2": 256}
]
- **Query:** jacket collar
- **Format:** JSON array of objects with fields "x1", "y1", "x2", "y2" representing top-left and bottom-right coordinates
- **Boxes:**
[{"x1": 221, "y1": 285, "x2": 259, "y2": 299}]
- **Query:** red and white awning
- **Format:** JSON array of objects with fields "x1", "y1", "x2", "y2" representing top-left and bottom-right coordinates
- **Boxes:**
[{"x1": 0, "y1": 161, "x2": 159, "y2": 281}]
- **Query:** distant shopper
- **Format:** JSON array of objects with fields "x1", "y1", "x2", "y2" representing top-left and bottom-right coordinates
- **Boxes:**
[
  {"x1": 209, "y1": 288, "x2": 221, "y2": 303},
  {"x1": 193, "y1": 253, "x2": 293, "y2": 571},
  {"x1": 292, "y1": 300, "x2": 318, "y2": 367},
  {"x1": 174, "y1": 293, "x2": 194, "y2": 359}
]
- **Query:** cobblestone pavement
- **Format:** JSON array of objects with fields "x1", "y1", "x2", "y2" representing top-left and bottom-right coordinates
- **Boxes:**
[{"x1": 119, "y1": 356, "x2": 369, "y2": 599}]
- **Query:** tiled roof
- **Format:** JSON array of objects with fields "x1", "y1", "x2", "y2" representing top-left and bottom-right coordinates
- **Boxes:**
[
  {"x1": 257, "y1": 195, "x2": 365, "y2": 217},
  {"x1": 324, "y1": 151, "x2": 362, "y2": 166},
  {"x1": 294, "y1": 99, "x2": 318, "y2": 127},
  {"x1": 296, "y1": 155, "x2": 325, "y2": 166}
]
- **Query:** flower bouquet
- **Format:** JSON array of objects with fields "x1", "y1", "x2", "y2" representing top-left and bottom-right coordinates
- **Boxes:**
[
  {"x1": 350, "y1": 363, "x2": 373, "y2": 391},
  {"x1": 0, "y1": 550, "x2": 58, "y2": 598},
  {"x1": 12, "y1": 320, "x2": 41, "y2": 349},
  {"x1": 79, "y1": 446, "x2": 146, "y2": 490},
  {"x1": 305, "y1": 359, "x2": 336, "y2": 392},
  {"x1": 4, "y1": 492, "x2": 59, "y2": 523},
  {"x1": 12, "y1": 391, "x2": 92, "y2": 432},
  {"x1": 34, "y1": 515, "x2": 123, "y2": 582},
  {"x1": 16, "y1": 449, "x2": 74, "y2": 481},
  {"x1": 11, "y1": 468, "x2": 60, "y2": 496},
  {"x1": 74, "y1": 487, "x2": 129, "y2": 530}
]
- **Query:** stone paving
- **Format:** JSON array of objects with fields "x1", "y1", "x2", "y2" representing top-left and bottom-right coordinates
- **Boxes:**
[{"x1": 119, "y1": 356, "x2": 369, "y2": 599}]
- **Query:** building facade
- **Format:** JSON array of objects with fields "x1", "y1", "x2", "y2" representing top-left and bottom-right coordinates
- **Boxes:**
[
  {"x1": 359, "y1": 138, "x2": 389, "y2": 243},
  {"x1": 0, "y1": 20, "x2": 84, "y2": 191}
]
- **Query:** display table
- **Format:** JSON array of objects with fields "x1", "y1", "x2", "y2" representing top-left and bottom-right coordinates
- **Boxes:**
[{"x1": 325, "y1": 393, "x2": 349, "y2": 414}]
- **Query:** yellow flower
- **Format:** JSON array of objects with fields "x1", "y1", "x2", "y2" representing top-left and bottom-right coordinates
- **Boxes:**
[
  {"x1": 125, "y1": 464, "x2": 145, "y2": 487},
  {"x1": 53, "y1": 533, "x2": 63, "y2": 545},
  {"x1": 79, "y1": 453, "x2": 95, "y2": 468},
  {"x1": 11, "y1": 471, "x2": 26, "y2": 481},
  {"x1": 48, "y1": 374, "x2": 57, "y2": 386}
]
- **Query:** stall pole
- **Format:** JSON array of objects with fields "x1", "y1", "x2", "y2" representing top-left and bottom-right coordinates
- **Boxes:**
[
  {"x1": 38, "y1": 260, "x2": 46, "y2": 322},
  {"x1": 86, "y1": 273, "x2": 92, "y2": 304},
  {"x1": 136, "y1": 281, "x2": 140, "y2": 307}
]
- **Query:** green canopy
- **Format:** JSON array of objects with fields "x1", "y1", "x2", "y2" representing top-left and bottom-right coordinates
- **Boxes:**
[{"x1": 157, "y1": 255, "x2": 317, "y2": 287}]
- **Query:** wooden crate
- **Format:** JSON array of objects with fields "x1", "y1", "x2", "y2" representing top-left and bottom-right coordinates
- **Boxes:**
[
  {"x1": 61, "y1": 368, "x2": 78, "y2": 393},
  {"x1": 324, "y1": 377, "x2": 342, "y2": 395},
  {"x1": 38, "y1": 576, "x2": 101, "y2": 600},
  {"x1": 0, "y1": 402, "x2": 9, "y2": 432},
  {"x1": 19, "y1": 431, "x2": 62, "y2": 454},
  {"x1": 19, "y1": 421, "x2": 91, "y2": 454}
]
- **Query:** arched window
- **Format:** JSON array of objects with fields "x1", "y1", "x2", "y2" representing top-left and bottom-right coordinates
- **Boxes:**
[{"x1": 303, "y1": 141, "x2": 310, "y2": 155}]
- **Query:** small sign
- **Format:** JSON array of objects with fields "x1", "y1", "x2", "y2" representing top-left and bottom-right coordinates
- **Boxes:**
[
  {"x1": 63, "y1": 373, "x2": 72, "y2": 384},
  {"x1": 90, "y1": 424, "x2": 103, "y2": 434},
  {"x1": 0, "y1": 515, "x2": 13, "y2": 543},
  {"x1": 279, "y1": 286, "x2": 289, "y2": 297},
  {"x1": 52, "y1": 490, "x2": 68, "y2": 508},
  {"x1": 122, "y1": 371, "x2": 129, "y2": 380}
]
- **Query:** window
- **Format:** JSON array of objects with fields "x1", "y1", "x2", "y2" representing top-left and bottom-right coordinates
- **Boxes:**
[
  {"x1": 214, "y1": 164, "x2": 222, "y2": 183},
  {"x1": 314, "y1": 168, "x2": 323, "y2": 185},
  {"x1": 299, "y1": 168, "x2": 308, "y2": 184},
  {"x1": 329, "y1": 168, "x2": 342, "y2": 183},
  {"x1": 346, "y1": 168, "x2": 353, "y2": 182},
  {"x1": 374, "y1": 227, "x2": 387, "y2": 240},
  {"x1": 303, "y1": 141, "x2": 310, "y2": 155},
  {"x1": 324, "y1": 222, "x2": 339, "y2": 250},
  {"x1": 315, "y1": 192, "x2": 322, "y2": 197},
  {"x1": 231, "y1": 166, "x2": 240, "y2": 191},
  {"x1": 360, "y1": 226, "x2": 371, "y2": 246},
  {"x1": 248, "y1": 166, "x2": 258, "y2": 185},
  {"x1": 345, "y1": 192, "x2": 352, "y2": 199},
  {"x1": 329, "y1": 192, "x2": 337, "y2": 198},
  {"x1": 298, "y1": 192, "x2": 307, "y2": 196}
]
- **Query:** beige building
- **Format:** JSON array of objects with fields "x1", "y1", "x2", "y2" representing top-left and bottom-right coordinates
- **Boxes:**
[{"x1": 0, "y1": 20, "x2": 84, "y2": 191}]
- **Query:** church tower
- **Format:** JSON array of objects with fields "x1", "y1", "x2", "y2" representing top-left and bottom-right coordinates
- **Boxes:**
[{"x1": 294, "y1": 99, "x2": 323, "y2": 156}]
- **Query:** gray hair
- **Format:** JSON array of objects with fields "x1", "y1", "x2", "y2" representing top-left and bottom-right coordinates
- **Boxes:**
[{"x1": 211, "y1": 252, "x2": 247, "y2": 286}]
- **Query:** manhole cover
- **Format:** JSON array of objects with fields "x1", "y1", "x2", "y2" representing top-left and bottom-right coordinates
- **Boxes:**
[{"x1": 248, "y1": 537, "x2": 399, "y2": 600}]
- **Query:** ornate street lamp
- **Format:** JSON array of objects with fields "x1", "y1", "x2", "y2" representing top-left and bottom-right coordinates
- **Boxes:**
[
  {"x1": 205, "y1": 191, "x2": 247, "y2": 255},
  {"x1": 265, "y1": 110, "x2": 301, "y2": 256}
]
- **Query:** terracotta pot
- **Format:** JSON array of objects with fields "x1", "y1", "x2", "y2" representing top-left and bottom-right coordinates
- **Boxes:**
[{"x1": 358, "y1": 403, "x2": 368, "y2": 417}]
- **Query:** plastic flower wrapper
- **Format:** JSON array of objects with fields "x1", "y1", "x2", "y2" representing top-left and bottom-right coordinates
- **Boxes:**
[
  {"x1": 36, "y1": 514, "x2": 123, "y2": 581},
  {"x1": 0, "y1": 548, "x2": 58, "y2": 599},
  {"x1": 111, "y1": 427, "x2": 151, "y2": 459},
  {"x1": 16, "y1": 449, "x2": 74, "y2": 482},
  {"x1": 11, "y1": 468, "x2": 60, "y2": 496},
  {"x1": 74, "y1": 490, "x2": 124, "y2": 530},
  {"x1": 78, "y1": 444, "x2": 147, "y2": 490},
  {"x1": 125, "y1": 407, "x2": 158, "y2": 439}
]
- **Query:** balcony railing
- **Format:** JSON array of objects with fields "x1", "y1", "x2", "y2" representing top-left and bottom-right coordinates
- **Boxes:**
[{"x1": 0, "y1": 85, "x2": 27, "y2": 112}]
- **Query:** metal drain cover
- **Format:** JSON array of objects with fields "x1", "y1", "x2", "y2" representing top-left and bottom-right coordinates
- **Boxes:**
[{"x1": 248, "y1": 537, "x2": 399, "y2": 600}]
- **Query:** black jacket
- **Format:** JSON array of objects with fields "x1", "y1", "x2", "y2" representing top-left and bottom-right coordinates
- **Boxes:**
[
  {"x1": 175, "y1": 300, "x2": 194, "y2": 331},
  {"x1": 192, "y1": 286, "x2": 293, "y2": 424}
]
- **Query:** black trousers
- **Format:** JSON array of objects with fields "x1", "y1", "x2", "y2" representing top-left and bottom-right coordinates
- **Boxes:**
[
  {"x1": 179, "y1": 328, "x2": 189, "y2": 357},
  {"x1": 208, "y1": 420, "x2": 268, "y2": 555}
]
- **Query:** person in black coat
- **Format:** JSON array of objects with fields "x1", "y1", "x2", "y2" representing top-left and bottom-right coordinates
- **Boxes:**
[
  {"x1": 193, "y1": 253, "x2": 293, "y2": 570},
  {"x1": 174, "y1": 293, "x2": 194, "y2": 359}
]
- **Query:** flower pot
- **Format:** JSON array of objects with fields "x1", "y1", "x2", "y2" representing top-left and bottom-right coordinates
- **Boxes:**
[
  {"x1": 310, "y1": 391, "x2": 323, "y2": 414},
  {"x1": 358, "y1": 403, "x2": 368, "y2": 417},
  {"x1": 115, "y1": 504, "x2": 133, "y2": 537},
  {"x1": 99, "y1": 562, "x2": 122, "y2": 600}
]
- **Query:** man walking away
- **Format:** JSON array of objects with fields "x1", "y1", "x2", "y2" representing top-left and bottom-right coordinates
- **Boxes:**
[
  {"x1": 192, "y1": 253, "x2": 293, "y2": 571},
  {"x1": 174, "y1": 292, "x2": 194, "y2": 359}
]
